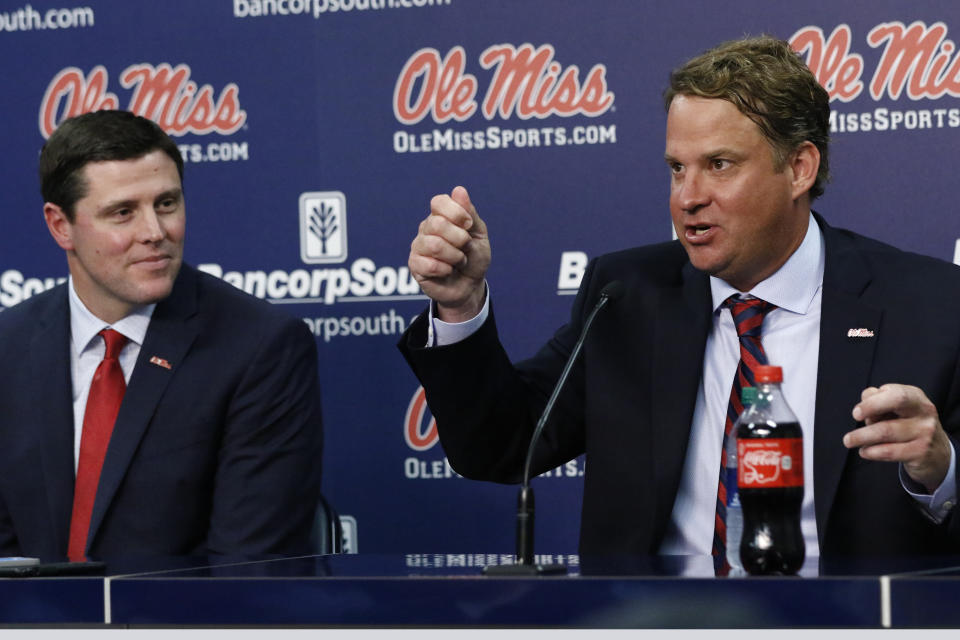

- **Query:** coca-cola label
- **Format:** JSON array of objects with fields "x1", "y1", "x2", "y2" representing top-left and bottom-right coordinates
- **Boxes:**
[{"x1": 738, "y1": 438, "x2": 803, "y2": 489}]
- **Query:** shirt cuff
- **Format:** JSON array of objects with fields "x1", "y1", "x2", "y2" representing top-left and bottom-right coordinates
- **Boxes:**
[
  {"x1": 426, "y1": 282, "x2": 490, "y2": 347},
  {"x1": 900, "y1": 440, "x2": 957, "y2": 524}
]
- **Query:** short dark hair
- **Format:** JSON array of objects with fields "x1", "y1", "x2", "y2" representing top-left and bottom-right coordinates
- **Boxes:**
[
  {"x1": 39, "y1": 110, "x2": 184, "y2": 220},
  {"x1": 664, "y1": 35, "x2": 831, "y2": 200}
]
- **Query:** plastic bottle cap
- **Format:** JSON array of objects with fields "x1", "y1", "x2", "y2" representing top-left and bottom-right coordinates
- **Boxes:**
[{"x1": 754, "y1": 365, "x2": 783, "y2": 383}]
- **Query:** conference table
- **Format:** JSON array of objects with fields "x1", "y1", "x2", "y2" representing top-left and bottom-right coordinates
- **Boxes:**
[{"x1": 2, "y1": 553, "x2": 959, "y2": 627}]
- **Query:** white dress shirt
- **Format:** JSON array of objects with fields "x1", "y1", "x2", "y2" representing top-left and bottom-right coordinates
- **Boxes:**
[
  {"x1": 431, "y1": 213, "x2": 956, "y2": 557},
  {"x1": 68, "y1": 277, "x2": 155, "y2": 472},
  {"x1": 660, "y1": 213, "x2": 824, "y2": 558},
  {"x1": 659, "y1": 214, "x2": 956, "y2": 558}
]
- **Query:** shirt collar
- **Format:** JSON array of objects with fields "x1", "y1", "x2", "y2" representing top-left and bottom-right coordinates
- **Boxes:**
[
  {"x1": 709, "y1": 211, "x2": 825, "y2": 315},
  {"x1": 68, "y1": 276, "x2": 156, "y2": 355}
]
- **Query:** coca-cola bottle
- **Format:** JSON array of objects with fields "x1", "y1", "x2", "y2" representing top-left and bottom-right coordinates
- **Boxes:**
[{"x1": 736, "y1": 365, "x2": 804, "y2": 575}]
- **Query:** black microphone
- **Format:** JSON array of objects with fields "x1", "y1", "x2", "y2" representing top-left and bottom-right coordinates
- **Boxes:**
[{"x1": 484, "y1": 280, "x2": 624, "y2": 576}]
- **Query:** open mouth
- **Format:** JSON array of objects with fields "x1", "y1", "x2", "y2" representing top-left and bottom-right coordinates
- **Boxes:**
[{"x1": 683, "y1": 224, "x2": 716, "y2": 243}]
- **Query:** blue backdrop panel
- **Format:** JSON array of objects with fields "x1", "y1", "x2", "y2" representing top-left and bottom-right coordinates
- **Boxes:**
[{"x1": 1, "y1": 0, "x2": 958, "y2": 554}]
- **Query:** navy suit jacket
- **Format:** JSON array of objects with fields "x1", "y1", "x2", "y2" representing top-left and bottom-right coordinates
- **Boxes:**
[
  {"x1": 0, "y1": 264, "x2": 323, "y2": 561},
  {"x1": 400, "y1": 215, "x2": 960, "y2": 557}
]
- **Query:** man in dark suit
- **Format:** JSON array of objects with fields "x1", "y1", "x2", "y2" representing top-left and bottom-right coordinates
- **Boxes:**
[
  {"x1": 0, "y1": 110, "x2": 323, "y2": 562},
  {"x1": 399, "y1": 36, "x2": 960, "y2": 560}
]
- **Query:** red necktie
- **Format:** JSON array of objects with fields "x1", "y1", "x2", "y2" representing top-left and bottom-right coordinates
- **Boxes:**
[
  {"x1": 713, "y1": 296, "x2": 774, "y2": 570},
  {"x1": 68, "y1": 329, "x2": 128, "y2": 562}
]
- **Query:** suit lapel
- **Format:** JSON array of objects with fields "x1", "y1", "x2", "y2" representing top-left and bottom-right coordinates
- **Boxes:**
[
  {"x1": 649, "y1": 261, "x2": 712, "y2": 534},
  {"x1": 31, "y1": 288, "x2": 77, "y2": 555},
  {"x1": 87, "y1": 267, "x2": 201, "y2": 546},
  {"x1": 813, "y1": 219, "x2": 881, "y2": 546}
]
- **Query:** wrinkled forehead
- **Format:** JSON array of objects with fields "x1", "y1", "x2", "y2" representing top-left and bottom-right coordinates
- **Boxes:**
[{"x1": 665, "y1": 95, "x2": 768, "y2": 154}]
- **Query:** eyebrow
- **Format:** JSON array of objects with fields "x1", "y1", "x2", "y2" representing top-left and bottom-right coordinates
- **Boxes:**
[
  {"x1": 96, "y1": 198, "x2": 137, "y2": 216},
  {"x1": 154, "y1": 188, "x2": 183, "y2": 204},
  {"x1": 96, "y1": 188, "x2": 183, "y2": 216},
  {"x1": 704, "y1": 148, "x2": 744, "y2": 160},
  {"x1": 664, "y1": 148, "x2": 745, "y2": 164}
]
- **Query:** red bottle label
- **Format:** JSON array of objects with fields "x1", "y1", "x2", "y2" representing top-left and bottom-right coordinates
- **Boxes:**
[{"x1": 738, "y1": 438, "x2": 803, "y2": 488}]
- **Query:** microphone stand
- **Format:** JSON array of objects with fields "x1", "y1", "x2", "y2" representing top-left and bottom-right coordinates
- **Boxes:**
[{"x1": 484, "y1": 281, "x2": 623, "y2": 576}]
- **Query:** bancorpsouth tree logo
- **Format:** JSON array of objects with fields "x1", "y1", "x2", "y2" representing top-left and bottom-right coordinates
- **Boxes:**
[
  {"x1": 790, "y1": 21, "x2": 960, "y2": 133},
  {"x1": 38, "y1": 63, "x2": 246, "y2": 138},
  {"x1": 196, "y1": 190, "x2": 424, "y2": 306},
  {"x1": 392, "y1": 44, "x2": 617, "y2": 153},
  {"x1": 300, "y1": 191, "x2": 348, "y2": 264}
]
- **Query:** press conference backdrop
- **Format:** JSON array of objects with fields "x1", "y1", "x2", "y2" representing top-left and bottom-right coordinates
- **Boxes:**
[{"x1": 2, "y1": 0, "x2": 959, "y2": 555}]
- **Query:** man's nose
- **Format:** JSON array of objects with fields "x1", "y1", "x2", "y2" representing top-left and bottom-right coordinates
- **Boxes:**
[
  {"x1": 676, "y1": 170, "x2": 710, "y2": 213},
  {"x1": 138, "y1": 209, "x2": 165, "y2": 243}
]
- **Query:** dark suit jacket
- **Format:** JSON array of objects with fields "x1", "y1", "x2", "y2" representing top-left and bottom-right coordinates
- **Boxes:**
[
  {"x1": 400, "y1": 214, "x2": 960, "y2": 557},
  {"x1": 0, "y1": 264, "x2": 323, "y2": 561}
]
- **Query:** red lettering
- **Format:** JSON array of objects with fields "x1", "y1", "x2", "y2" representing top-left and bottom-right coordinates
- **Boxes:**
[
  {"x1": 209, "y1": 85, "x2": 245, "y2": 134},
  {"x1": 394, "y1": 49, "x2": 439, "y2": 124},
  {"x1": 393, "y1": 47, "x2": 477, "y2": 125},
  {"x1": 532, "y1": 62, "x2": 563, "y2": 114},
  {"x1": 580, "y1": 66, "x2": 614, "y2": 113},
  {"x1": 481, "y1": 43, "x2": 555, "y2": 118},
  {"x1": 480, "y1": 44, "x2": 613, "y2": 119},
  {"x1": 405, "y1": 387, "x2": 438, "y2": 451},
  {"x1": 38, "y1": 66, "x2": 119, "y2": 138},
  {"x1": 39, "y1": 64, "x2": 245, "y2": 138},
  {"x1": 183, "y1": 86, "x2": 215, "y2": 132},
  {"x1": 868, "y1": 21, "x2": 960, "y2": 100},
  {"x1": 790, "y1": 25, "x2": 864, "y2": 102},
  {"x1": 393, "y1": 44, "x2": 614, "y2": 124},
  {"x1": 434, "y1": 48, "x2": 477, "y2": 122},
  {"x1": 549, "y1": 67, "x2": 581, "y2": 114},
  {"x1": 172, "y1": 81, "x2": 199, "y2": 131},
  {"x1": 120, "y1": 63, "x2": 246, "y2": 135},
  {"x1": 122, "y1": 63, "x2": 190, "y2": 128}
]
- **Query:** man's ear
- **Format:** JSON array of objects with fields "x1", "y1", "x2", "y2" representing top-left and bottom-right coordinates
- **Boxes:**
[
  {"x1": 44, "y1": 203, "x2": 75, "y2": 251},
  {"x1": 789, "y1": 141, "x2": 820, "y2": 200}
]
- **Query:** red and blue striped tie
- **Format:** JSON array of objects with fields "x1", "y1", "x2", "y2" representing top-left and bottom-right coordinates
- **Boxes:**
[{"x1": 713, "y1": 296, "x2": 775, "y2": 569}]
